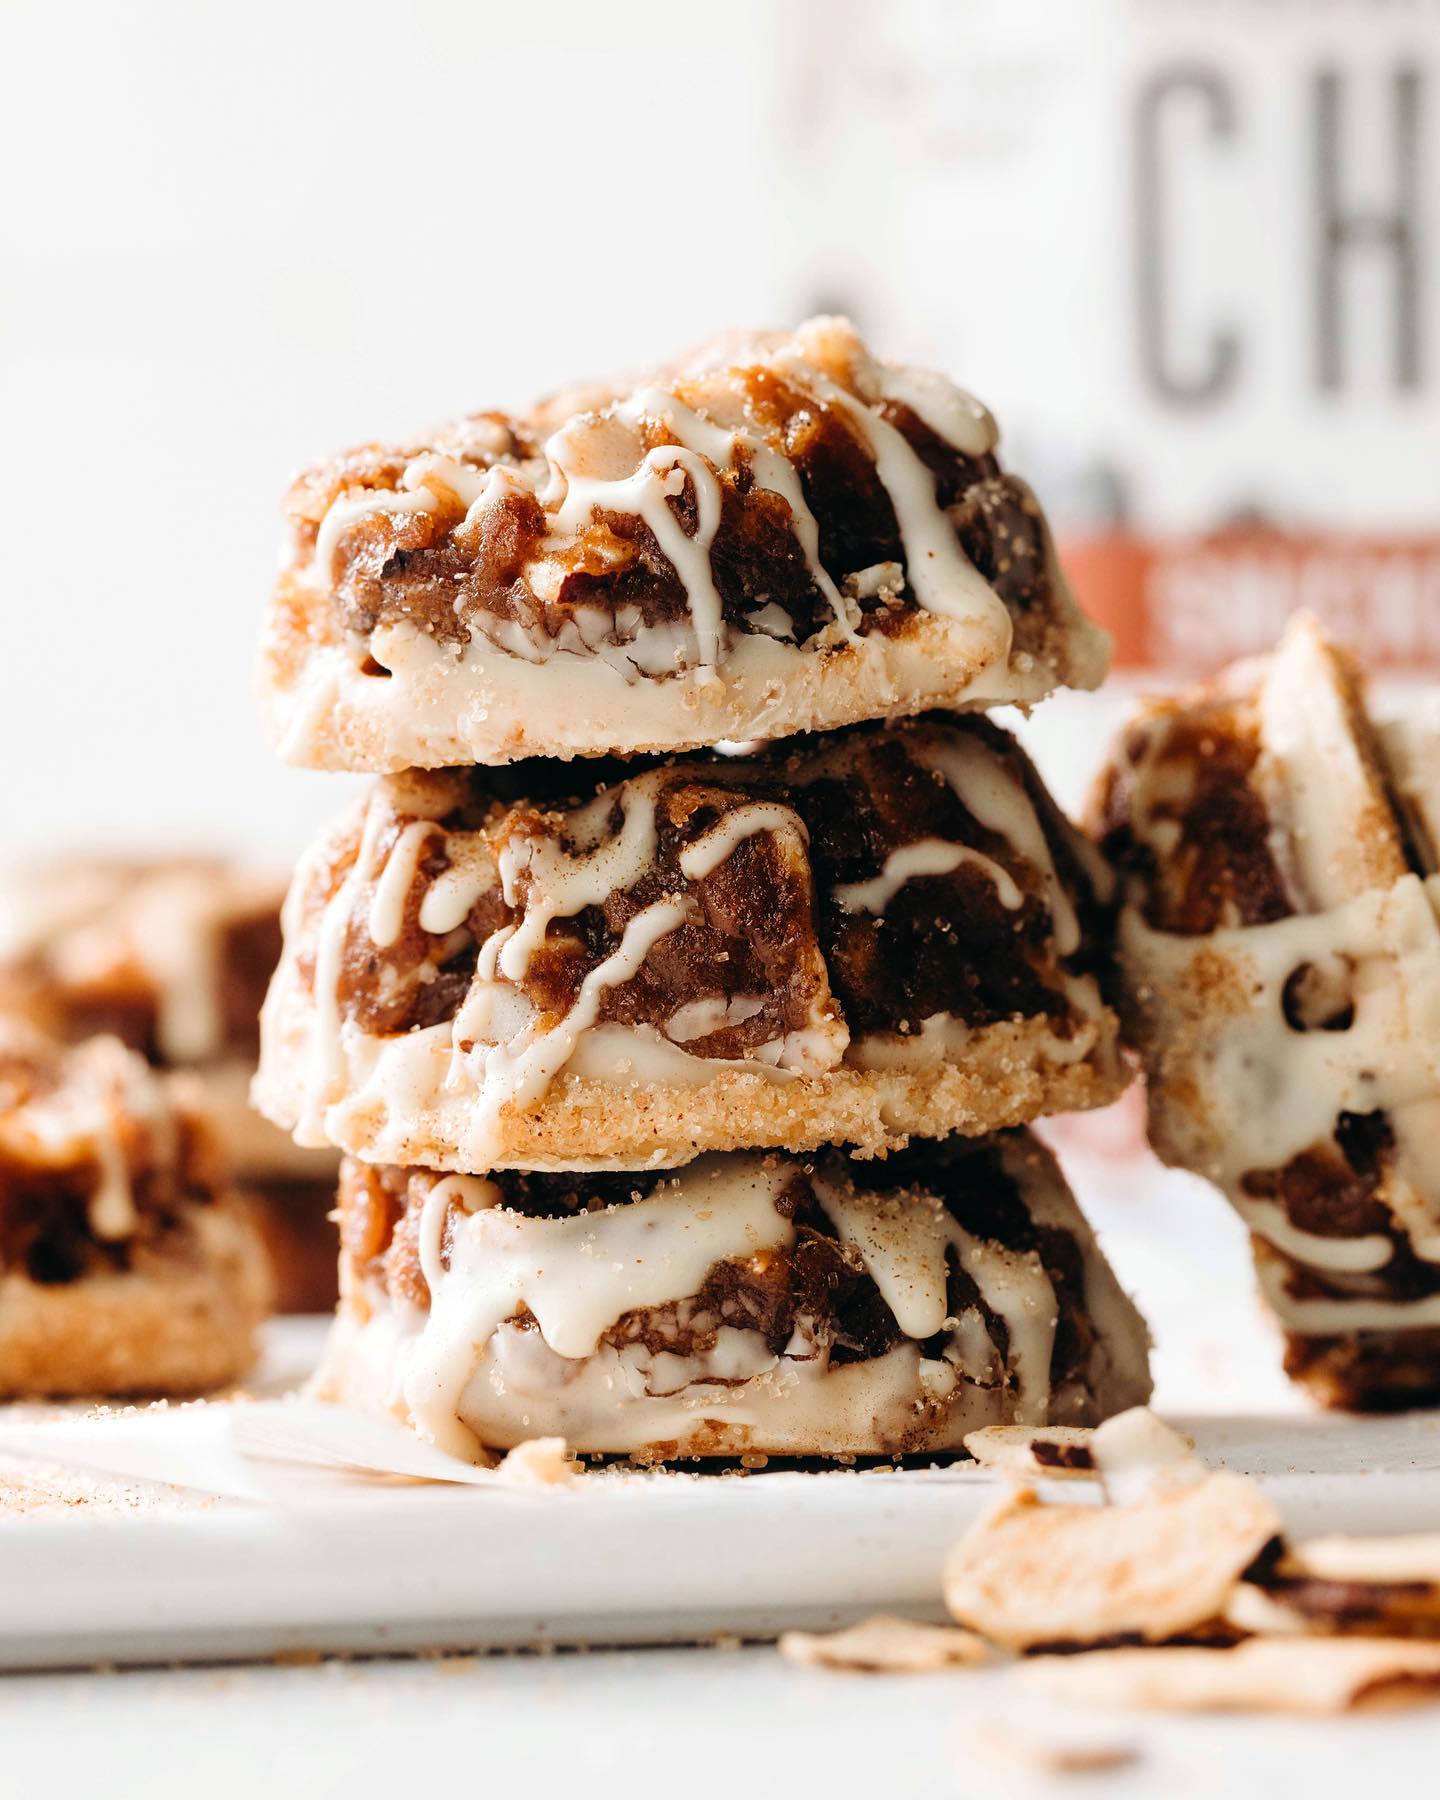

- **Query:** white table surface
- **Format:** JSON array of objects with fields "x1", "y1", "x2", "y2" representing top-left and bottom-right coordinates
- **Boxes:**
[
  {"x1": 5, "y1": 1639, "x2": 1435, "y2": 1800},
  {"x1": 6, "y1": 1145, "x2": 1437, "y2": 1800}
]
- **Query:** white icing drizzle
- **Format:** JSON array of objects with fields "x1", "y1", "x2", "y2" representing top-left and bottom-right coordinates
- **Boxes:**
[
  {"x1": 1256, "y1": 1253, "x2": 1440, "y2": 1337},
  {"x1": 1235, "y1": 1197, "x2": 1393, "y2": 1276},
  {"x1": 773, "y1": 351, "x2": 1012, "y2": 648},
  {"x1": 334, "y1": 1306, "x2": 953, "y2": 1457},
  {"x1": 812, "y1": 1170, "x2": 1058, "y2": 1423},
  {"x1": 424, "y1": 455, "x2": 522, "y2": 521},
  {"x1": 434, "y1": 784, "x2": 831, "y2": 1123},
  {"x1": 873, "y1": 363, "x2": 996, "y2": 457},
  {"x1": 2, "y1": 1039, "x2": 187, "y2": 1247},
  {"x1": 664, "y1": 994, "x2": 766, "y2": 1043},
  {"x1": 612, "y1": 386, "x2": 859, "y2": 642},
  {"x1": 313, "y1": 486, "x2": 436, "y2": 593},
  {"x1": 496, "y1": 778, "x2": 660, "y2": 983},
  {"x1": 845, "y1": 561, "x2": 904, "y2": 601},
  {"x1": 1008, "y1": 1136, "x2": 1154, "y2": 1409},
  {"x1": 367, "y1": 821, "x2": 436, "y2": 949},
  {"x1": 444, "y1": 925, "x2": 532, "y2": 1052},
  {"x1": 296, "y1": 802, "x2": 388, "y2": 1143},
  {"x1": 677, "y1": 803, "x2": 809, "y2": 883},
  {"x1": 811, "y1": 1179, "x2": 952, "y2": 1340},
  {"x1": 562, "y1": 1020, "x2": 799, "y2": 1085},
  {"x1": 835, "y1": 838, "x2": 1024, "y2": 917},
  {"x1": 417, "y1": 847, "x2": 498, "y2": 936},
  {"x1": 695, "y1": 393, "x2": 855, "y2": 625},
  {"x1": 1255, "y1": 614, "x2": 1405, "y2": 910},
  {"x1": 549, "y1": 439, "x2": 727, "y2": 668},
  {"x1": 453, "y1": 898, "x2": 694, "y2": 1130},
  {"x1": 120, "y1": 871, "x2": 238, "y2": 1066},
  {"x1": 1379, "y1": 707, "x2": 1440, "y2": 875},
  {"x1": 846, "y1": 1011, "x2": 984, "y2": 1072},
  {"x1": 1122, "y1": 875, "x2": 1440, "y2": 1273},
  {"x1": 312, "y1": 453, "x2": 513, "y2": 599},
  {"x1": 918, "y1": 732, "x2": 1080, "y2": 954},
  {"x1": 85, "y1": 1088, "x2": 143, "y2": 1243},
  {"x1": 954, "y1": 1237, "x2": 1058, "y2": 1426},
  {"x1": 403, "y1": 1156, "x2": 795, "y2": 1456},
  {"x1": 273, "y1": 658, "x2": 344, "y2": 763},
  {"x1": 416, "y1": 1173, "x2": 503, "y2": 1300},
  {"x1": 387, "y1": 1144, "x2": 1113, "y2": 1458}
]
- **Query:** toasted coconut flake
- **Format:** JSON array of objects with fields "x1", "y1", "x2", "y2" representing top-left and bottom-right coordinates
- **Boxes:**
[
  {"x1": 1224, "y1": 1533, "x2": 1440, "y2": 1640},
  {"x1": 944, "y1": 1473, "x2": 1281, "y2": 1650},
  {"x1": 963, "y1": 1426, "x2": 1098, "y2": 1480},
  {"x1": 1087, "y1": 1408, "x2": 1200, "y2": 1504},
  {"x1": 1019, "y1": 1638, "x2": 1440, "y2": 1714},
  {"x1": 1287, "y1": 1533, "x2": 1440, "y2": 1587},
  {"x1": 1223, "y1": 1581, "x2": 1315, "y2": 1638},
  {"x1": 1229, "y1": 1570, "x2": 1440, "y2": 1639},
  {"x1": 494, "y1": 1437, "x2": 585, "y2": 1489},
  {"x1": 968, "y1": 1723, "x2": 1139, "y2": 1775},
  {"x1": 778, "y1": 1616, "x2": 988, "y2": 1673}
]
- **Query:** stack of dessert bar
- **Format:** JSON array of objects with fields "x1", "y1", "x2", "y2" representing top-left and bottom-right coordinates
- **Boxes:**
[{"x1": 254, "y1": 318, "x2": 1152, "y2": 1461}]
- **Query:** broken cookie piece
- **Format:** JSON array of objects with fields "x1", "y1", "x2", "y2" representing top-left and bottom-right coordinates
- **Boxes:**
[
  {"x1": 779, "y1": 1616, "x2": 987, "y2": 1674},
  {"x1": 964, "y1": 1407, "x2": 1197, "y2": 1499},
  {"x1": 1229, "y1": 1531, "x2": 1440, "y2": 1639},
  {"x1": 962, "y1": 1424, "x2": 1100, "y2": 1479},
  {"x1": 1020, "y1": 1636, "x2": 1440, "y2": 1714}
]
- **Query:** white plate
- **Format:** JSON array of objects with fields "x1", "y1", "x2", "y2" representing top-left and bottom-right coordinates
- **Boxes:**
[{"x1": 4, "y1": 1322, "x2": 1440, "y2": 1671}]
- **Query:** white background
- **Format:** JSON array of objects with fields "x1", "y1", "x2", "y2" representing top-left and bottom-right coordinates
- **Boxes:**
[
  {"x1": 2, "y1": 0, "x2": 801, "y2": 858},
  {"x1": 7, "y1": 0, "x2": 1435, "y2": 857}
]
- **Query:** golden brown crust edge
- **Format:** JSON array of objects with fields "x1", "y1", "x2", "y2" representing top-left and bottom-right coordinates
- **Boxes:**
[
  {"x1": 256, "y1": 980, "x2": 1126, "y2": 1172},
  {"x1": 0, "y1": 1202, "x2": 273, "y2": 1399}
]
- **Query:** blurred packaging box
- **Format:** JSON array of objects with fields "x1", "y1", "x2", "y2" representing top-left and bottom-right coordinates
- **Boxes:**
[{"x1": 782, "y1": 0, "x2": 1439, "y2": 673}]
